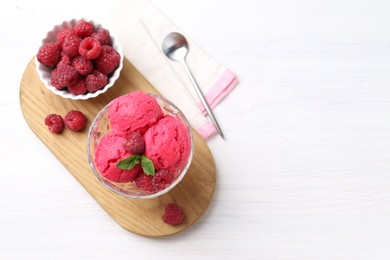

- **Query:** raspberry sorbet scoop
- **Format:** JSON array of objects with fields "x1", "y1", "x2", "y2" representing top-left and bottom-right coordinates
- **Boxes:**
[
  {"x1": 108, "y1": 91, "x2": 163, "y2": 134},
  {"x1": 144, "y1": 115, "x2": 191, "y2": 173},
  {"x1": 95, "y1": 132, "x2": 141, "y2": 183}
]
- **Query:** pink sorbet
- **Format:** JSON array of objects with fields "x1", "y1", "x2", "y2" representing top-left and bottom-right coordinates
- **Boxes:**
[
  {"x1": 144, "y1": 115, "x2": 191, "y2": 173},
  {"x1": 94, "y1": 132, "x2": 141, "y2": 183},
  {"x1": 108, "y1": 91, "x2": 163, "y2": 134}
]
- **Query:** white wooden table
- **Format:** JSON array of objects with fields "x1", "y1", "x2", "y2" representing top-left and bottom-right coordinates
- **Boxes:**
[{"x1": 1, "y1": 0, "x2": 390, "y2": 259}]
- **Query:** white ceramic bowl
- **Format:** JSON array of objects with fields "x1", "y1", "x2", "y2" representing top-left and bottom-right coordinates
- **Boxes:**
[{"x1": 35, "y1": 19, "x2": 123, "y2": 100}]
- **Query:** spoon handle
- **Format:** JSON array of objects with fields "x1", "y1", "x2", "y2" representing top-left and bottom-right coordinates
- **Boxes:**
[{"x1": 180, "y1": 60, "x2": 224, "y2": 139}]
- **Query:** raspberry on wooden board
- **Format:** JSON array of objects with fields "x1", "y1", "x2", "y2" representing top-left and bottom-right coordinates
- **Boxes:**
[
  {"x1": 45, "y1": 114, "x2": 64, "y2": 134},
  {"x1": 162, "y1": 203, "x2": 185, "y2": 225},
  {"x1": 64, "y1": 110, "x2": 87, "y2": 132}
]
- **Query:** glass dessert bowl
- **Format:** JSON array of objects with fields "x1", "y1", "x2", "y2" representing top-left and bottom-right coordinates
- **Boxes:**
[{"x1": 87, "y1": 91, "x2": 194, "y2": 199}]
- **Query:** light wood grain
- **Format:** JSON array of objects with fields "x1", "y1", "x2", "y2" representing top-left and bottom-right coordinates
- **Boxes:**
[{"x1": 19, "y1": 57, "x2": 216, "y2": 237}]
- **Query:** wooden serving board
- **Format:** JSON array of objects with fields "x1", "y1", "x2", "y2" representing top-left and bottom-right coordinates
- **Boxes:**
[{"x1": 19, "y1": 58, "x2": 216, "y2": 237}]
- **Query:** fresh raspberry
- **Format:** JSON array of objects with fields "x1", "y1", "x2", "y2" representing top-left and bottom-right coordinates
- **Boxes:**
[
  {"x1": 37, "y1": 42, "x2": 60, "y2": 67},
  {"x1": 91, "y1": 28, "x2": 112, "y2": 46},
  {"x1": 68, "y1": 77, "x2": 87, "y2": 95},
  {"x1": 50, "y1": 69, "x2": 63, "y2": 90},
  {"x1": 64, "y1": 110, "x2": 87, "y2": 132},
  {"x1": 162, "y1": 203, "x2": 185, "y2": 225},
  {"x1": 123, "y1": 132, "x2": 145, "y2": 154},
  {"x1": 153, "y1": 169, "x2": 174, "y2": 191},
  {"x1": 95, "y1": 45, "x2": 120, "y2": 74},
  {"x1": 121, "y1": 164, "x2": 142, "y2": 183},
  {"x1": 45, "y1": 114, "x2": 64, "y2": 134},
  {"x1": 56, "y1": 63, "x2": 79, "y2": 87},
  {"x1": 86, "y1": 70, "x2": 107, "y2": 92},
  {"x1": 56, "y1": 29, "x2": 75, "y2": 46},
  {"x1": 73, "y1": 21, "x2": 94, "y2": 38},
  {"x1": 135, "y1": 173, "x2": 155, "y2": 192},
  {"x1": 71, "y1": 56, "x2": 93, "y2": 75},
  {"x1": 61, "y1": 34, "x2": 82, "y2": 57},
  {"x1": 79, "y1": 37, "x2": 101, "y2": 60},
  {"x1": 58, "y1": 54, "x2": 72, "y2": 65}
]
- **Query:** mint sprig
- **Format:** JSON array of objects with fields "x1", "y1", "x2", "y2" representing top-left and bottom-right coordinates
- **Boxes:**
[
  {"x1": 116, "y1": 154, "x2": 155, "y2": 176},
  {"x1": 141, "y1": 156, "x2": 155, "y2": 176},
  {"x1": 116, "y1": 154, "x2": 141, "y2": 170}
]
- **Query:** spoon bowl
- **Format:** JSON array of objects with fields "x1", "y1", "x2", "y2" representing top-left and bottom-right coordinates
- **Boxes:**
[{"x1": 162, "y1": 32, "x2": 189, "y2": 62}]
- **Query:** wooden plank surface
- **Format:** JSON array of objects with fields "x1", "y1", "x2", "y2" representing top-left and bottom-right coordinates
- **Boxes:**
[{"x1": 19, "y1": 57, "x2": 216, "y2": 237}]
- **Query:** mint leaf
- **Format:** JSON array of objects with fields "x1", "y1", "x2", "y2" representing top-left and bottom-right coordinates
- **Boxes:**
[
  {"x1": 141, "y1": 156, "x2": 155, "y2": 176},
  {"x1": 116, "y1": 154, "x2": 155, "y2": 176},
  {"x1": 116, "y1": 154, "x2": 141, "y2": 170}
]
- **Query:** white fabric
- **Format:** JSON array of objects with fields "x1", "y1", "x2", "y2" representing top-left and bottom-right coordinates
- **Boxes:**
[{"x1": 103, "y1": 0, "x2": 233, "y2": 136}]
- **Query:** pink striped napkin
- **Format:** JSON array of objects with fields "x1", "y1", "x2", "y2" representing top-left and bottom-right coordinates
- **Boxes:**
[{"x1": 104, "y1": 1, "x2": 238, "y2": 141}]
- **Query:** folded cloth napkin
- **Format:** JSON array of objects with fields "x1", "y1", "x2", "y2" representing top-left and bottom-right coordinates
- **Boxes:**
[{"x1": 104, "y1": 0, "x2": 238, "y2": 141}]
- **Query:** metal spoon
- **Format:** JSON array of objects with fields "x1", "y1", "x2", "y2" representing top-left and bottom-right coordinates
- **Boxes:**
[{"x1": 162, "y1": 32, "x2": 224, "y2": 139}]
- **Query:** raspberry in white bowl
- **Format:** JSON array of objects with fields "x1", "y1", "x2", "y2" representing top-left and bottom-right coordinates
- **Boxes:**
[{"x1": 35, "y1": 19, "x2": 123, "y2": 100}]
